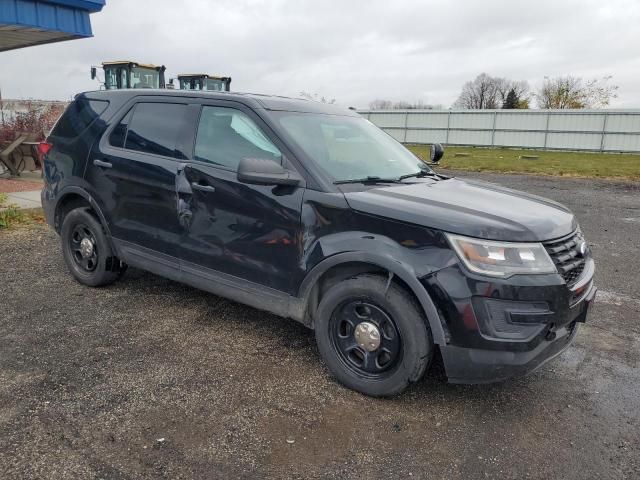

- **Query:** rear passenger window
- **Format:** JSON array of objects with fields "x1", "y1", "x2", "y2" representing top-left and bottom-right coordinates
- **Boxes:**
[
  {"x1": 194, "y1": 106, "x2": 281, "y2": 169},
  {"x1": 51, "y1": 99, "x2": 108, "y2": 139},
  {"x1": 124, "y1": 103, "x2": 187, "y2": 158}
]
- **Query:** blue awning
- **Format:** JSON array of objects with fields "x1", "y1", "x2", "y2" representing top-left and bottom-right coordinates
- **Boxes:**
[{"x1": 0, "y1": 0, "x2": 105, "y2": 52}]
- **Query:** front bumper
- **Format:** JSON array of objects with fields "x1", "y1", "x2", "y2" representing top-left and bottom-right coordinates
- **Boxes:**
[
  {"x1": 421, "y1": 254, "x2": 596, "y2": 384},
  {"x1": 439, "y1": 281, "x2": 596, "y2": 383}
]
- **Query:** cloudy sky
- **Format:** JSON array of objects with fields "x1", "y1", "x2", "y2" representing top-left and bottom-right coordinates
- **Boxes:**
[{"x1": 1, "y1": 0, "x2": 639, "y2": 108}]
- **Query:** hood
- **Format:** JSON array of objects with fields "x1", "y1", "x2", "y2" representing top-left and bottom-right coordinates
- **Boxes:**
[{"x1": 343, "y1": 178, "x2": 577, "y2": 242}]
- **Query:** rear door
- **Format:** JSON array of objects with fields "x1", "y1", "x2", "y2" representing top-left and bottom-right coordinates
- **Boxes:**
[
  {"x1": 179, "y1": 101, "x2": 305, "y2": 294},
  {"x1": 87, "y1": 98, "x2": 191, "y2": 263}
]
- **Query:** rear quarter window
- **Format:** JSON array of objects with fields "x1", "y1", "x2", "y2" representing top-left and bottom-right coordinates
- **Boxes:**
[
  {"x1": 50, "y1": 98, "x2": 108, "y2": 139},
  {"x1": 109, "y1": 108, "x2": 133, "y2": 148}
]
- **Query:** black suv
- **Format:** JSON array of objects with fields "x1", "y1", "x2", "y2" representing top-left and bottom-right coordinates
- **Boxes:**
[{"x1": 42, "y1": 90, "x2": 596, "y2": 396}]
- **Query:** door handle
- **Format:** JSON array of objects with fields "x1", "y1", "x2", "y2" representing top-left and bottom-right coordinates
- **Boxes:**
[
  {"x1": 93, "y1": 159, "x2": 113, "y2": 169},
  {"x1": 191, "y1": 182, "x2": 215, "y2": 193}
]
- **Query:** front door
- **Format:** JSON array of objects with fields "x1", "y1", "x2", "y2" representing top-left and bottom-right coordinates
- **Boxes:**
[{"x1": 179, "y1": 103, "x2": 304, "y2": 294}]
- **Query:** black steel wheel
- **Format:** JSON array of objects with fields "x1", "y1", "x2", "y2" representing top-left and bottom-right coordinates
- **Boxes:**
[
  {"x1": 330, "y1": 300, "x2": 402, "y2": 377},
  {"x1": 69, "y1": 223, "x2": 99, "y2": 272},
  {"x1": 315, "y1": 274, "x2": 433, "y2": 397},
  {"x1": 61, "y1": 207, "x2": 122, "y2": 287}
]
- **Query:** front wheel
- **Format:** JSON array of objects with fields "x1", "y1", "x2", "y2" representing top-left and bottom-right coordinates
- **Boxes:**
[{"x1": 314, "y1": 274, "x2": 433, "y2": 397}]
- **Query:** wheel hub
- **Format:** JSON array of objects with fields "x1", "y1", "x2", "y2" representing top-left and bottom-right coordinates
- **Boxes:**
[
  {"x1": 80, "y1": 237, "x2": 94, "y2": 258},
  {"x1": 354, "y1": 321, "x2": 381, "y2": 352}
]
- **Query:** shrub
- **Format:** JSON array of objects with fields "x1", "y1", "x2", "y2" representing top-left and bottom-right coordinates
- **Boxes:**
[{"x1": 0, "y1": 100, "x2": 67, "y2": 147}]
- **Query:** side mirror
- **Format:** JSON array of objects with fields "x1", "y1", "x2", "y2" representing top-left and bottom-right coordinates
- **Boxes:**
[
  {"x1": 90, "y1": 67, "x2": 97, "y2": 80},
  {"x1": 237, "y1": 158, "x2": 302, "y2": 186},
  {"x1": 430, "y1": 143, "x2": 444, "y2": 163}
]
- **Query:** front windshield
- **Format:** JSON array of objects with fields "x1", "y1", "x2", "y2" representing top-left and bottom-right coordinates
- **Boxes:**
[
  {"x1": 131, "y1": 67, "x2": 159, "y2": 89},
  {"x1": 273, "y1": 112, "x2": 429, "y2": 182}
]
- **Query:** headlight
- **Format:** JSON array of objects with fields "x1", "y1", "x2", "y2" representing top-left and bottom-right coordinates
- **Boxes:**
[{"x1": 446, "y1": 233, "x2": 557, "y2": 277}]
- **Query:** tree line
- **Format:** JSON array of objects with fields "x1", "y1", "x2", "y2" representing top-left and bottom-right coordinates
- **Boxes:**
[
  {"x1": 368, "y1": 74, "x2": 618, "y2": 110},
  {"x1": 368, "y1": 99, "x2": 444, "y2": 110}
]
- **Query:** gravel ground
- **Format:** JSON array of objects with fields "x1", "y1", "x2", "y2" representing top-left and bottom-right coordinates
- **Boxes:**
[{"x1": 1, "y1": 172, "x2": 639, "y2": 479}]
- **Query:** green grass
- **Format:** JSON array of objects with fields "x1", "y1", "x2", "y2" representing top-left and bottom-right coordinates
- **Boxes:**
[
  {"x1": 0, "y1": 192, "x2": 26, "y2": 229},
  {"x1": 405, "y1": 145, "x2": 640, "y2": 181},
  {"x1": 0, "y1": 205, "x2": 25, "y2": 229}
]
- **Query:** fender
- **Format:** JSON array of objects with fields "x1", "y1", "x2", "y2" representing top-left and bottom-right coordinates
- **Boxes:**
[
  {"x1": 298, "y1": 249, "x2": 448, "y2": 345},
  {"x1": 54, "y1": 186, "x2": 118, "y2": 254}
]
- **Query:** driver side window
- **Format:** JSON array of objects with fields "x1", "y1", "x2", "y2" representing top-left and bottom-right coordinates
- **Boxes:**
[{"x1": 194, "y1": 106, "x2": 282, "y2": 170}]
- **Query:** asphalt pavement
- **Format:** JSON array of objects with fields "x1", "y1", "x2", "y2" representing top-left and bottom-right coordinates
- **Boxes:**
[{"x1": 0, "y1": 171, "x2": 638, "y2": 479}]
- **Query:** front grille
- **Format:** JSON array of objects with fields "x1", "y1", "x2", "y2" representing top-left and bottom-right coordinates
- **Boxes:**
[{"x1": 543, "y1": 231, "x2": 587, "y2": 287}]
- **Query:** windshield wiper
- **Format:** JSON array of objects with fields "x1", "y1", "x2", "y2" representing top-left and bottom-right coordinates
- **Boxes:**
[
  {"x1": 397, "y1": 169, "x2": 440, "y2": 181},
  {"x1": 334, "y1": 176, "x2": 404, "y2": 185}
]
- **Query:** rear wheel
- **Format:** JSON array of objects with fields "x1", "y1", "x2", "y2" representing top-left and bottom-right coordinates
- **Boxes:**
[
  {"x1": 61, "y1": 208, "x2": 122, "y2": 287},
  {"x1": 315, "y1": 274, "x2": 433, "y2": 396}
]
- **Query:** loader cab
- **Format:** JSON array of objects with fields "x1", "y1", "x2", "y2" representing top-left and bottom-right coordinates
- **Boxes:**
[
  {"x1": 178, "y1": 74, "x2": 231, "y2": 92},
  {"x1": 94, "y1": 61, "x2": 166, "y2": 90}
]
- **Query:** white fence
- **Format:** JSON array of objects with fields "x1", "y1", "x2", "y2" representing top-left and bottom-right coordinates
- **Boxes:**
[{"x1": 358, "y1": 109, "x2": 640, "y2": 153}]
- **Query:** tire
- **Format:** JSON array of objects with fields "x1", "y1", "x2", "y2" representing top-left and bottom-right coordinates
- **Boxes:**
[
  {"x1": 60, "y1": 207, "x2": 121, "y2": 287},
  {"x1": 314, "y1": 274, "x2": 433, "y2": 397}
]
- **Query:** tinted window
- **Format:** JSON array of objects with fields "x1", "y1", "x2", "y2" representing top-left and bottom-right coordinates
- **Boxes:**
[
  {"x1": 125, "y1": 103, "x2": 186, "y2": 158},
  {"x1": 109, "y1": 108, "x2": 133, "y2": 147},
  {"x1": 51, "y1": 99, "x2": 108, "y2": 139},
  {"x1": 194, "y1": 106, "x2": 281, "y2": 169}
]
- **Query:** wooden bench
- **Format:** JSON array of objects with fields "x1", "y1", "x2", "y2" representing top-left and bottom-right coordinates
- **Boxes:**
[{"x1": 0, "y1": 132, "x2": 41, "y2": 176}]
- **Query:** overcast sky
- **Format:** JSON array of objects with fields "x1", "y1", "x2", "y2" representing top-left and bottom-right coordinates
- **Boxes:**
[{"x1": 1, "y1": 0, "x2": 639, "y2": 108}]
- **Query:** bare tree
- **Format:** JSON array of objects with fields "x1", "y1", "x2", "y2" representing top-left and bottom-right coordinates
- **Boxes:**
[
  {"x1": 454, "y1": 74, "x2": 530, "y2": 109},
  {"x1": 369, "y1": 99, "x2": 442, "y2": 110},
  {"x1": 583, "y1": 76, "x2": 619, "y2": 108},
  {"x1": 454, "y1": 73, "x2": 501, "y2": 109},
  {"x1": 535, "y1": 75, "x2": 618, "y2": 109},
  {"x1": 369, "y1": 99, "x2": 394, "y2": 110},
  {"x1": 392, "y1": 101, "x2": 414, "y2": 109},
  {"x1": 402, "y1": 100, "x2": 443, "y2": 110},
  {"x1": 300, "y1": 91, "x2": 336, "y2": 104}
]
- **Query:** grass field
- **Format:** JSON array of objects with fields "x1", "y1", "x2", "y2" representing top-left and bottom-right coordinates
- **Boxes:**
[{"x1": 405, "y1": 144, "x2": 640, "y2": 181}]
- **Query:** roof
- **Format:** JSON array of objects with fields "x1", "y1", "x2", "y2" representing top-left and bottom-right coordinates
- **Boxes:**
[
  {"x1": 102, "y1": 61, "x2": 165, "y2": 70},
  {"x1": 82, "y1": 89, "x2": 359, "y2": 116},
  {"x1": 44, "y1": 1, "x2": 104, "y2": 11},
  {"x1": 177, "y1": 74, "x2": 231, "y2": 80},
  {"x1": 0, "y1": 0, "x2": 105, "y2": 52}
]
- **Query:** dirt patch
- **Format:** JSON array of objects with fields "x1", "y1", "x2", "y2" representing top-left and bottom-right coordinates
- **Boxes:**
[{"x1": 0, "y1": 178, "x2": 43, "y2": 193}]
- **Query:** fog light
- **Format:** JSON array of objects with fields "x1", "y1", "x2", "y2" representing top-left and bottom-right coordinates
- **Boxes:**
[{"x1": 472, "y1": 297, "x2": 552, "y2": 341}]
